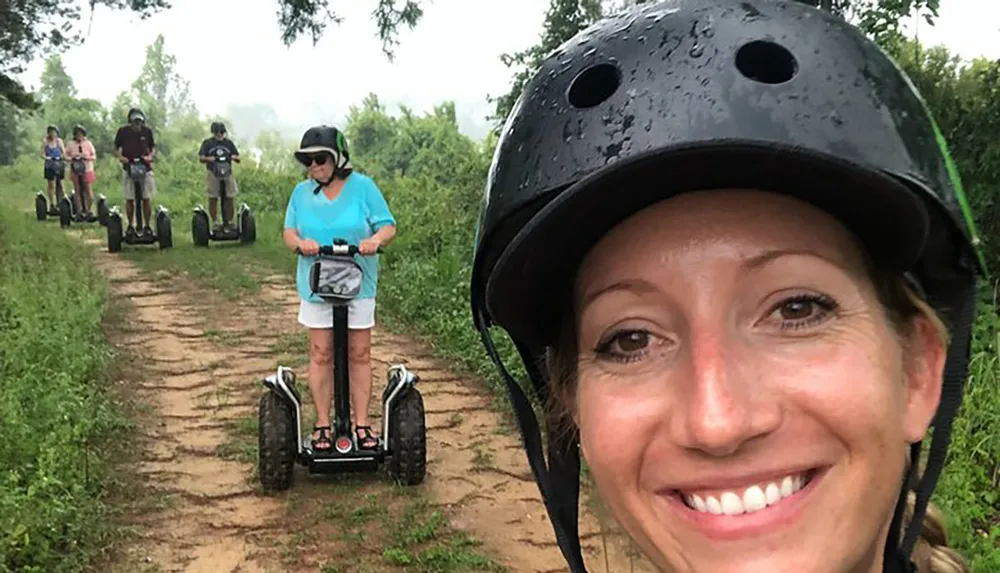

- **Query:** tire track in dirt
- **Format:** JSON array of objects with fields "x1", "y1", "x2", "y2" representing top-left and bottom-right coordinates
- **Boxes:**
[{"x1": 86, "y1": 235, "x2": 653, "y2": 572}]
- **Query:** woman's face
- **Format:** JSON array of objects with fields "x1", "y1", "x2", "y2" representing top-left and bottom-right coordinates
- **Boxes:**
[
  {"x1": 571, "y1": 189, "x2": 945, "y2": 573},
  {"x1": 307, "y1": 153, "x2": 335, "y2": 182}
]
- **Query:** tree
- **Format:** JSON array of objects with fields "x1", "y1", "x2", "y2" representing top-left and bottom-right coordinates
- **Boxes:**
[
  {"x1": 38, "y1": 56, "x2": 76, "y2": 102},
  {"x1": 109, "y1": 35, "x2": 199, "y2": 156},
  {"x1": 488, "y1": 0, "x2": 604, "y2": 129},
  {"x1": 1, "y1": 0, "x2": 425, "y2": 110},
  {"x1": 794, "y1": 0, "x2": 940, "y2": 43},
  {"x1": 0, "y1": 99, "x2": 25, "y2": 165}
]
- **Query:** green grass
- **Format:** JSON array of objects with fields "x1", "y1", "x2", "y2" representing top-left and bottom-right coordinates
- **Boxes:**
[{"x1": 0, "y1": 199, "x2": 129, "y2": 573}]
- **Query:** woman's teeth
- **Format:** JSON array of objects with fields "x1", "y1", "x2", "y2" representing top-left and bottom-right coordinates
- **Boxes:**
[{"x1": 681, "y1": 473, "x2": 810, "y2": 516}]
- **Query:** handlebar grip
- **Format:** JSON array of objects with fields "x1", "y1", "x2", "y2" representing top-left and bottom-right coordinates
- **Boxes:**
[{"x1": 295, "y1": 245, "x2": 385, "y2": 256}]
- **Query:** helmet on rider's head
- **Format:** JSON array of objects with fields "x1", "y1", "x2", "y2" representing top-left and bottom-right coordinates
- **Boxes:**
[
  {"x1": 211, "y1": 121, "x2": 226, "y2": 135},
  {"x1": 73, "y1": 125, "x2": 86, "y2": 137},
  {"x1": 46, "y1": 124, "x2": 59, "y2": 135},
  {"x1": 470, "y1": 0, "x2": 985, "y2": 570},
  {"x1": 294, "y1": 125, "x2": 352, "y2": 177},
  {"x1": 127, "y1": 108, "x2": 145, "y2": 123}
]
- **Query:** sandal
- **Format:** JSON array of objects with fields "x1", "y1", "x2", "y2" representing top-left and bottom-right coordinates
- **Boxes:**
[
  {"x1": 312, "y1": 426, "x2": 332, "y2": 451},
  {"x1": 355, "y1": 426, "x2": 379, "y2": 450}
]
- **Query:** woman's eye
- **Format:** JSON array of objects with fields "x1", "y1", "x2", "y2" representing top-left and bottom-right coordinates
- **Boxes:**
[
  {"x1": 616, "y1": 331, "x2": 650, "y2": 352},
  {"x1": 779, "y1": 299, "x2": 814, "y2": 320},
  {"x1": 766, "y1": 294, "x2": 838, "y2": 330},
  {"x1": 595, "y1": 330, "x2": 655, "y2": 362}
]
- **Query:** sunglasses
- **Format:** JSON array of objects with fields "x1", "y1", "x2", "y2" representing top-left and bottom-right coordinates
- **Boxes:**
[{"x1": 300, "y1": 154, "x2": 330, "y2": 166}]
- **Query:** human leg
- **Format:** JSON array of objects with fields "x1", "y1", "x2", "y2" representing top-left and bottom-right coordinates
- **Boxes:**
[
  {"x1": 299, "y1": 300, "x2": 336, "y2": 450},
  {"x1": 347, "y1": 298, "x2": 378, "y2": 449}
]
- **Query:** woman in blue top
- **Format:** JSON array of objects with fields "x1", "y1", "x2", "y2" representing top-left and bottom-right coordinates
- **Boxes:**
[
  {"x1": 282, "y1": 125, "x2": 397, "y2": 452},
  {"x1": 39, "y1": 124, "x2": 66, "y2": 208}
]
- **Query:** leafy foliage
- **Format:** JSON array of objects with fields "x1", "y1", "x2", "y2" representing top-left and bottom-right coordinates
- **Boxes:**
[{"x1": 1, "y1": 0, "x2": 425, "y2": 108}]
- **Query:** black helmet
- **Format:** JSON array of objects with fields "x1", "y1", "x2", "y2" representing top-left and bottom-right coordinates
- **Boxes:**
[
  {"x1": 46, "y1": 124, "x2": 59, "y2": 135},
  {"x1": 211, "y1": 121, "x2": 226, "y2": 135},
  {"x1": 294, "y1": 125, "x2": 351, "y2": 172},
  {"x1": 470, "y1": 0, "x2": 985, "y2": 570},
  {"x1": 73, "y1": 124, "x2": 86, "y2": 136},
  {"x1": 127, "y1": 108, "x2": 145, "y2": 122}
]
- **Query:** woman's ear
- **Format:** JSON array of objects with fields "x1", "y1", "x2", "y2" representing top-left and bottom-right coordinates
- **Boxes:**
[{"x1": 901, "y1": 315, "x2": 947, "y2": 443}]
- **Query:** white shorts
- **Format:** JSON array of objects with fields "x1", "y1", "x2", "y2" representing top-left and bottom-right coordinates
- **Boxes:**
[{"x1": 298, "y1": 298, "x2": 376, "y2": 330}]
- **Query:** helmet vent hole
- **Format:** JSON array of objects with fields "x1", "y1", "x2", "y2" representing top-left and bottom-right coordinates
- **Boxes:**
[
  {"x1": 735, "y1": 41, "x2": 797, "y2": 84},
  {"x1": 567, "y1": 63, "x2": 621, "y2": 109}
]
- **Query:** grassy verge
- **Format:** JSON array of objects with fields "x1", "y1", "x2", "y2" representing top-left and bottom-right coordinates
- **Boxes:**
[{"x1": 0, "y1": 199, "x2": 130, "y2": 573}]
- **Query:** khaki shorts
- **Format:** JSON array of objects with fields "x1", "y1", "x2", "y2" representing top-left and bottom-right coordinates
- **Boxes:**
[
  {"x1": 298, "y1": 298, "x2": 376, "y2": 330},
  {"x1": 206, "y1": 168, "x2": 239, "y2": 198},
  {"x1": 121, "y1": 170, "x2": 157, "y2": 200}
]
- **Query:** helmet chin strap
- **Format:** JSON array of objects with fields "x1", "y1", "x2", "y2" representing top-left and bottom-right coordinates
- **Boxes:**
[
  {"x1": 312, "y1": 149, "x2": 349, "y2": 192},
  {"x1": 313, "y1": 173, "x2": 337, "y2": 192}
]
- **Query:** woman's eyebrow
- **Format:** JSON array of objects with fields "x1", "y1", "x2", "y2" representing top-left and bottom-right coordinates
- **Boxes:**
[
  {"x1": 742, "y1": 248, "x2": 844, "y2": 272},
  {"x1": 580, "y1": 278, "x2": 659, "y2": 308}
]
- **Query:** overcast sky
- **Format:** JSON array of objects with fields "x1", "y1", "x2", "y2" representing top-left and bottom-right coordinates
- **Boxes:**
[{"x1": 15, "y1": 0, "x2": 999, "y2": 142}]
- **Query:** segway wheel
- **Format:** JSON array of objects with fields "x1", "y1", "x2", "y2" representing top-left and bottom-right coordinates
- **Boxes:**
[
  {"x1": 192, "y1": 211, "x2": 210, "y2": 247},
  {"x1": 35, "y1": 195, "x2": 47, "y2": 221},
  {"x1": 107, "y1": 216, "x2": 123, "y2": 253},
  {"x1": 59, "y1": 197, "x2": 72, "y2": 228},
  {"x1": 240, "y1": 209, "x2": 256, "y2": 245},
  {"x1": 258, "y1": 392, "x2": 296, "y2": 492},
  {"x1": 386, "y1": 389, "x2": 427, "y2": 486},
  {"x1": 97, "y1": 197, "x2": 109, "y2": 227},
  {"x1": 156, "y1": 212, "x2": 173, "y2": 250}
]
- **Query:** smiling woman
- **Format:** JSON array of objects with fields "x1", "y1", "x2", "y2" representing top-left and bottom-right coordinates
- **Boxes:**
[{"x1": 468, "y1": 0, "x2": 986, "y2": 572}]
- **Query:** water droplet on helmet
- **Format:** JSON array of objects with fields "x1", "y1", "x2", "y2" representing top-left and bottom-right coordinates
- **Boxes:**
[
  {"x1": 689, "y1": 44, "x2": 704, "y2": 57},
  {"x1": 699, "y1": 19, "x2": 715, "y2": 38}
]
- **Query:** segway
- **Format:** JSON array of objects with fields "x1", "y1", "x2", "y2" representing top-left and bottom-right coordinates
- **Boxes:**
[
  {"x1": 257, "y1": 241, "x2": 426, "y2": 492},
  {"x1": 192, "y1": 146, "x2": 256, "y2": 246},
  {"x1": 35, "y1": 158, "x2": 67, "y2": 222},
  {"x1": 106, "y1": 157, "x2": 172, "y2": 253},
  {"x1": 58, "y1": 155, "x2": 107, "y2": 227}
]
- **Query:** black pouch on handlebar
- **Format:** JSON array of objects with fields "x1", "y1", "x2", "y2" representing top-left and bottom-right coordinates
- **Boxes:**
[
  {"x1": 309, "y1": 256, "x2": 363, "y2": 301},
  {"x1": 128, "y1": 162, "x2": 148, "y2": 181}
]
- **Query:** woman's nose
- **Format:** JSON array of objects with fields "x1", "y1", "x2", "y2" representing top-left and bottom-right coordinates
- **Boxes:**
[{"x1": 670, "y1": 327, "x2": 781, "y2": 456}]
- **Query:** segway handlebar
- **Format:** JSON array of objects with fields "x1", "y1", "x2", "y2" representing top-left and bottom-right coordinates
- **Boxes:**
[{"x1": 295, "y1": 243, "x2": 384, "y2": 256}]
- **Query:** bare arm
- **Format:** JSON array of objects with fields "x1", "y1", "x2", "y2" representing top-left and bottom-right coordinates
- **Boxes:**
[
  {"x1": 282, "y1": 228, "x2": 304, "y2": 253},
  {"x1": 371, "y1": 224, "x2": 397, "y2": 247}
]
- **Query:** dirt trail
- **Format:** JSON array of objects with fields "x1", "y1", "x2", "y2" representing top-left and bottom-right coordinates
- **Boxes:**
[{"x1": 85, "y1": 236, "x2": 654, "y2": 573}]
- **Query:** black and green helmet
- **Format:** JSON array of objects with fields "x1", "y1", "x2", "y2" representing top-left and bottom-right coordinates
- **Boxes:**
[
  {"x1": 469, "y1": 0, "x2": 986, "y2": 571},
  {"x1": 294, "y1": 125, "x2": 350, "y2": 167}
]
